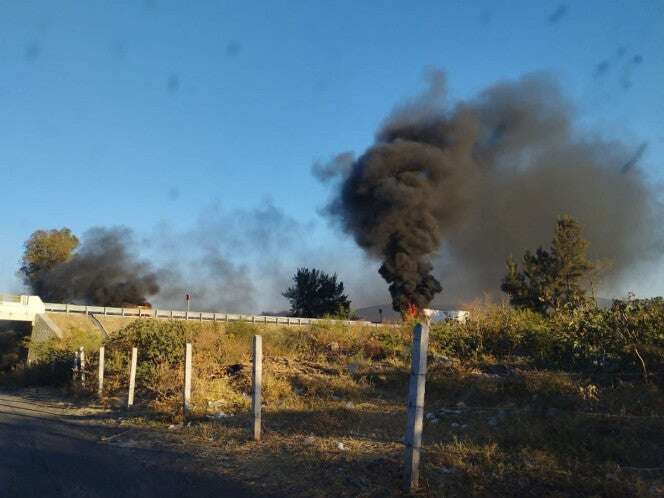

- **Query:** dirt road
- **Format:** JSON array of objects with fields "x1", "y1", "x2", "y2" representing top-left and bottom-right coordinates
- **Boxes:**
[{"x1": 0, "y1": 389, "x2": 261, "y2": 498}]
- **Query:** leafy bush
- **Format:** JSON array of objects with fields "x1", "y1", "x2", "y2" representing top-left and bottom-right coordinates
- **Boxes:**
[
  {"x1": 431, "y1": 298, "x2": 664, "y2": 378},
  {"x1": 104, "y1": 319, "x2": 187, "y2": 387},
  {"x1": 15, "y1": 328, "x2": 102, "y2": 387},
  {"x1": 22, "y1": 349, "x2": 75, "y2": 386}
]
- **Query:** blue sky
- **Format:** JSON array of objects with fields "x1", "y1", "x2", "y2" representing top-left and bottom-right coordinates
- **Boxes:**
[{"x1": 1, "y1": 1, "x2": 663, "y2": 305}]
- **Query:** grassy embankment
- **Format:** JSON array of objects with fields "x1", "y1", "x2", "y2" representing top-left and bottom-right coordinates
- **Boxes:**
[{"x1": 10, "y1": 301, "x2": 664, "y2": 497}]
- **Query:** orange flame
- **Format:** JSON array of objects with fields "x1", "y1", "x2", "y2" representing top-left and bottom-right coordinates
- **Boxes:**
[{"x1": 403, "y1": 302, "x2": 419, "y2": 321}]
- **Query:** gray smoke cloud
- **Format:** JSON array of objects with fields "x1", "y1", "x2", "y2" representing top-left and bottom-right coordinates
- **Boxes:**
[
  {"x1": 25, "y1": 200, "x2": 386, "y2": 314},
  {"x1": 149, "y1": 200, "x2": 318, "y2": 313},
  {"x1": 320, "y1": 70, "x2": 663, "y2": 310},
  {"x1": 37, "y1": 227, "x2": 160, "y2": 306}
]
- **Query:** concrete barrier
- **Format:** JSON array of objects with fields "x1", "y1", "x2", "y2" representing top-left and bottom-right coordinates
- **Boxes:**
[
  {"x1": 42, "y1": 302, "x2": 385, "y2": 328},
  {"x1": 0, "y1": 294, "x2": 46, "y2": 323}
]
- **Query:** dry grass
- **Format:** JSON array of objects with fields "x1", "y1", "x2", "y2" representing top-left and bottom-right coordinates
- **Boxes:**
[{"x1": 24, "y1": 316, "x2": 664, "y2": 497}]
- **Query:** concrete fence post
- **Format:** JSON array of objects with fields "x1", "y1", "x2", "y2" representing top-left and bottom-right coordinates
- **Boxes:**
[
  {"x1": 98, "y1": 346, "x2": 105, "y2": 398},
  {"x1": 404, "y1": 322, "x2": 430, "y2": 492},
  {"x1": 128, "y1": 347, "x2": 138, "y2": 408},
  {"x1": 183, "y1": 343, "x2": 192, "y2": 419},
  {"x1": 79, "y1": 346, "x2": 86, "y2": 386},
  {"x1": 252, "y1": 335, "x2": 263, "y2": 441},
  {"x1": 73, "y1": 350, "x2": 79, "y2": 381}
]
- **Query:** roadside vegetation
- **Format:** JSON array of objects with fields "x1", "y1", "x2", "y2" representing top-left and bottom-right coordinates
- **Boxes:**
[
  {"x1": 9, "y1": 297, "x2": 663, "y2": 497},
  {"x1": 6, "y1": 216, "x2": 664, "y2": 496}
]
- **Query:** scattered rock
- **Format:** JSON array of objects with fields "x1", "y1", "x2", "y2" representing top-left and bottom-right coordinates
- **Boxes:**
[{"x1": 336, "y1": 442, "x2": 347, "y2": 451}]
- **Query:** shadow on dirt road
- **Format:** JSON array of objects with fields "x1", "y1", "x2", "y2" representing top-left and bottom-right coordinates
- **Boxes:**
[{"x1": 0, "y1": 390, "x2": 263, "y2": 498}]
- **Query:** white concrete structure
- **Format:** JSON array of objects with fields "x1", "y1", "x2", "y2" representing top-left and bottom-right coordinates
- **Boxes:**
[
  {"x1": 356, "y1": 304, "x2": 469, "y2": 324},
  {"x1": 429, "y1": 309, "x2": 470, "y2": 323},
  {"x1": 0, "y1": 294, "x2": 46, "y2": 323}
]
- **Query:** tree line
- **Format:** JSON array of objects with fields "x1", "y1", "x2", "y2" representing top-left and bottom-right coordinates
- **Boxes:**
[{"x1": 19, "y1": 215, "x2": 601, "y2": 318}]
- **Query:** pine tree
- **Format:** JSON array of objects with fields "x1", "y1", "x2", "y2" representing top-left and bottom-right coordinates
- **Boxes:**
[{"x1": 501, "y1": 215, "x2": 594, "y2": 313}]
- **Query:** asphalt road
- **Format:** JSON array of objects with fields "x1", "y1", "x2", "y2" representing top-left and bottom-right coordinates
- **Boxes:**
[{"x1": 0, "y1": 390, "x2": 260, "y2": 498}]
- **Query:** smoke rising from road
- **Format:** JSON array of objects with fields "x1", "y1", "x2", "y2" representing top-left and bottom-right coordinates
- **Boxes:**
[
  {"x1": 37, "y1": 227, "x2": 160, "y2": 306},
  {"x1": 320, "y1": 70, "x2": 663, "y2": 310}
]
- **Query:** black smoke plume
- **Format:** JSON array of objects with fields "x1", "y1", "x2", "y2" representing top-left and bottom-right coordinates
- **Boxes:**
[
  {"x1": 37, "y1": 227, "x2": 160, "y2": 306},
  {"x1": 321, "y1": 70, "x2": 663, "y2": 311}
]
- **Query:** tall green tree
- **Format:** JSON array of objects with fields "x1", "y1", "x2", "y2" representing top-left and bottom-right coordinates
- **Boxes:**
[
  {"x1": 283, "y1": 267, "x2": 351, "y2": 318},
  {"x1": 19, "y1": 228, "x2": 79, "y2": 296},
  {"x1": 501, "y1": 215, "x2": 595, "y2": 313}
]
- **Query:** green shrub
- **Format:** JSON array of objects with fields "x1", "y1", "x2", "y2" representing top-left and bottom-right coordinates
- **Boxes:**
[
  {"x1": 23, "y1": 348, "x2": 74, "y2": 386},
  {"x1": 104, "y1": 320, "x2": 187, "y2": 389},
  {"x1": 430, "y1": 298, "x2": 664, "y2": 377},
  {"x1": 15, "y1": 328, "x2": 102, "y2": 387}
]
